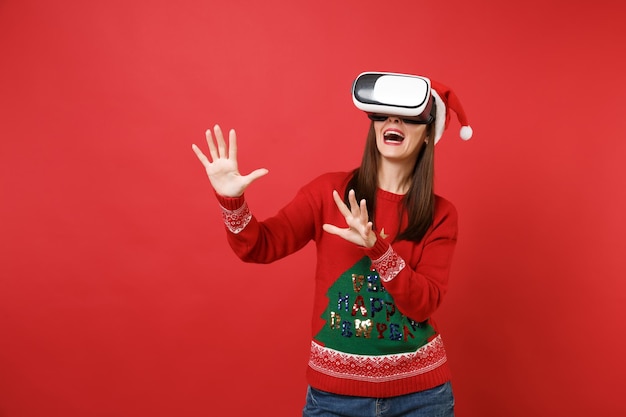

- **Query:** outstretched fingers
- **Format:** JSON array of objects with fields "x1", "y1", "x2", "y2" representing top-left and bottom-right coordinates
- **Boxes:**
[
  {"x1": 348, "y1": 189, "x2": 360, "y2": 217},
  {"x1": 361, "y1": 219, "x2": 374, "y2": 244},
  {"x1": 205, "y1": 128, "x2": 219, "y2": 161},
  {"x1": 191, "y1": 144, "x2": 211, "y2": 169},
  {"x1": 213, "y1": 125, "x2": 228, "y2": 159},
  {"x1": 228, "y1": 128, "x2": 237, "y2": 161},
  {"x1": 332, "y1": 189, "x2": 371, "y2": 227},
  {"x1": 243, "y1": 168, "x2": 269, "y2": 185},
  {"x1": 203, "y1": 125, "x2": 238, "y2": 163},
  {"x1": 322, "y1": 223, "x2": 343, "y2": 237},
  {"x1": 323, "y1": 189, "x2": 376, "y2": 248},
  {"x1": 192, "y1": 124, "x2": 270, "y2": 197},
  {"x1": 359, "y1": 198, "x2": 370, "y2": 226},
  {"x1": 332, "y1": 190, "x2": 352, "y2": 218}
]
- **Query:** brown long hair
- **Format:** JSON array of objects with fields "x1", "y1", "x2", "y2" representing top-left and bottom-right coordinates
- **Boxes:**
[{"x1": 344, "y1": 119, "x2": 436, "y2": 243}]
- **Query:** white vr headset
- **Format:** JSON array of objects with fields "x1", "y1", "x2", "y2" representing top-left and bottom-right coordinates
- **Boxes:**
[
  {"x1": 352, "y1": 71, "x2": 474, "y2": 143},
  {"x1": 352, "y1": 72, "x2": 434, "y2": 118}
]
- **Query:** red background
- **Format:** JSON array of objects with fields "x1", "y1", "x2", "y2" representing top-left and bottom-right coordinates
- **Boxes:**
[{"x1": 1, "y1": 1, "x2": 625, "y2": 416}]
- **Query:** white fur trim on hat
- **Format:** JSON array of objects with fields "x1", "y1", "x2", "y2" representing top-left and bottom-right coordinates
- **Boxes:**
[{"x1": 431, "y1": 89, "x2": 446, "y2": 144}]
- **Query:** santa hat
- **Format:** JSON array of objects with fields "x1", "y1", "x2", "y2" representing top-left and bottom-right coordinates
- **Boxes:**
[{"x1": 430, "y1": 80, "x2": 473, "y2": 144}]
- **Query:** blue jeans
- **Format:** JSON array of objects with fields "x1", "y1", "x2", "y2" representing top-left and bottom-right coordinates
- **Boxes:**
[{"x1": 302, "y1": 382, "x2": 454, "y2": 417}]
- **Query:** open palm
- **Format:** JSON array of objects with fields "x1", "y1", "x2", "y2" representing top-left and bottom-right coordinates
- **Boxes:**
[
  {"x1": 192, "y1": 125, "x2": 268, "y2": 197},
  {"x1": 323, "y1": 189, "x2": 377, "y2": 248}
]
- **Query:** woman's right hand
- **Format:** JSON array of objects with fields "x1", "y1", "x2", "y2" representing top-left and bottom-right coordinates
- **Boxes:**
[{"x1": 192, "y1": 124, "x2": 268, "y2": 197}]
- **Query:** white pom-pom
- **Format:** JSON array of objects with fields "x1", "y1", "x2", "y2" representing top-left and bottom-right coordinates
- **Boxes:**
[{"x1": 460, "y1": 125, "x2": 473, "y2": 140}]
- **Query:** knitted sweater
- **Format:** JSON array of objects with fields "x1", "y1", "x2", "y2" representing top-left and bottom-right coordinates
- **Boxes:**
[{"x1": 216, "y1": 171, "x2": 458, "y2": 398}]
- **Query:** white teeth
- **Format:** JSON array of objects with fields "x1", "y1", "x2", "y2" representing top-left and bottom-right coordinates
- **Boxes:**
[{"x1": 384, "y1": 131, "x2": 405, "y2": 139}]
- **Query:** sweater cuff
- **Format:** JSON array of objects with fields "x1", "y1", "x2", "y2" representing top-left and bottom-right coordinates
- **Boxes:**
[
  {"x1": 366, "y1": 240, "x2": 406, "y2": 283},
  {"x1": 215, "y1": 193, "x2": 251, "y2": 234},
  {"x1": 215, "y1": 193, "x2": 246, "y2": 210},
  {"x1": 364, "y1": 236, "x2": 391, "y2": 260}
]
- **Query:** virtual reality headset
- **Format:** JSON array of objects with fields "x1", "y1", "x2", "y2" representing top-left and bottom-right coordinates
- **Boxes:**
[{"x1": 352, "y1": 72, "x2": 434, "y2": 119}]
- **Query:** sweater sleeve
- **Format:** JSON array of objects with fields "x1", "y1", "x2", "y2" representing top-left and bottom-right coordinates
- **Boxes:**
[
  {"x1": 214, "y1": 185, "x2": 318, "y2": 264},
  {"x1": 365, "y1": 198, "x2": 458, "y2": 322}
]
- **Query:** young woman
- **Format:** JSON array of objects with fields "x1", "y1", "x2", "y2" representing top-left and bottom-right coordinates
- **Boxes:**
[{"x1": 192, "y1": 72, "x2": 472, "y2": 417}]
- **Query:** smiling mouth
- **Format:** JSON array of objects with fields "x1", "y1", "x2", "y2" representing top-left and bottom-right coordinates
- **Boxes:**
[{"x1": 383, "y1": 131, "x2": 405, "y2": 144}]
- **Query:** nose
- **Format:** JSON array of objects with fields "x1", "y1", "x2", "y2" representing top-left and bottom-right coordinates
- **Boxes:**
[{"x1": 387, "y1": 115, "x2": 401, "y2": 123}]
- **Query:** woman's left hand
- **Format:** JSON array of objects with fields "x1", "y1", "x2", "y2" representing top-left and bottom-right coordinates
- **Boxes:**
[{"x1": 323, "y1": 189, "x2": 377, "y2": 248}]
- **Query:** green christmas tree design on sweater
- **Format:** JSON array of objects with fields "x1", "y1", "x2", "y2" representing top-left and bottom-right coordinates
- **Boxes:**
[{"x1": 314, "y1": 257, "x2": 435, "y2": 356}]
